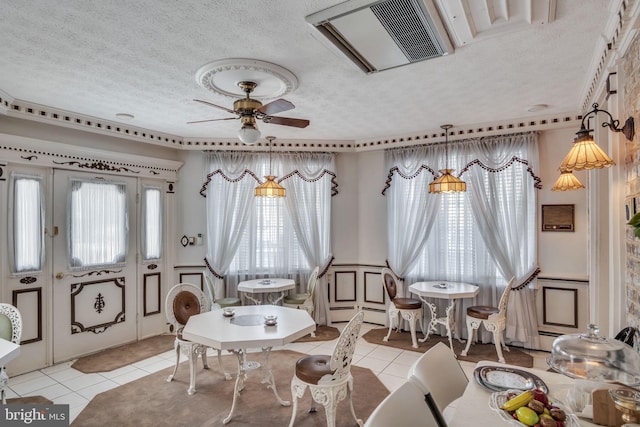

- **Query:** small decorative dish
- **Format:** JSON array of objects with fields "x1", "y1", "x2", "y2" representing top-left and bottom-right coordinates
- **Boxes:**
[
  {"x1": 433, "y1": 283, "x2": 449, "y2": 289},
  {"x1": 489, "y1": 389, "x2": 579, "y2": 427},
  {"x1": 222, "y1": 309, "x2": 235, "y2": 317},
  {"x1": 260, "y1": 279, "x2": 273, "y2": 285},
  {"x1": 264, "y1": 315, "x2": 278, "y2": 326}
]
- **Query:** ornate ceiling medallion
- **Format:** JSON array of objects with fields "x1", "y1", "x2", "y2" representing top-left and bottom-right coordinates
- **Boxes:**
[{"x1": 195, "y1": 59, "x2": 298, "y2": 100}]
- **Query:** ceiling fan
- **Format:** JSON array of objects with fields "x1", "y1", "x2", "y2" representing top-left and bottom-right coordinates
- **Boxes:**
[{"x1": 189, "y1": 81, "x2": 310, "y2": 144}]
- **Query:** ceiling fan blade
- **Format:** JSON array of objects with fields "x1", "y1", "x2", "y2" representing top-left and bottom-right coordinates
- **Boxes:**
[
  {"x1": 193, "y1": 99, "x2": 237, "y2": 115},
  {"x1": 187, "y1": 117, "x2": 238, "y2": 124},
  {"x1": 256, "y1": 99, "x2": 294, "y2": 116},
  {"x1": 263, "y1": 116, "x2": 310, "y2": 128}
]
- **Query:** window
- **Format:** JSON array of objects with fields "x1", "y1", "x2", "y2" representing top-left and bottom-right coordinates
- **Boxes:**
[
  {"x1": 10, "y1": 174, "x2": 44, "y2": 273},
  {"x1": 69, "y1": 179, "x2": 128, "y2": 268},
  {"x1": 229, "y1": 196, "x2": 308, "y2": 274},
  {"x1": 141, "y1": 186, "x2": 162, "y2": 261}
]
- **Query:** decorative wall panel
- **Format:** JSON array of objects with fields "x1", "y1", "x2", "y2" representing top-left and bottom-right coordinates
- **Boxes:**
[
  {"x1": 364, "y1": 271, "x2": 384, "y2": 304},
  {"x1": 334, "y1": 271, "x2": 356, "y2": 302},
  {"x1": 12, "y1": 287, "x2": 42, "y2": 344},
  {"x1": 143, "y1": 272, "x2": 161, "y2": 316},
  {"x1": 70, "y1": 277, "x2": 125, "y2": 334}
]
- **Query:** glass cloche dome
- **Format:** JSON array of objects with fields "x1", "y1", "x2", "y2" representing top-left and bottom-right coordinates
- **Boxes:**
[{"x1": 547, "y1": 324, "x2": 640, "y2": 386}]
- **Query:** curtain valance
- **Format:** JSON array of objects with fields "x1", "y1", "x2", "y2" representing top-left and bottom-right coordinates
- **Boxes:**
[
  {"x1": 382, "y1": 132, "x2": 541, "y2": 194},
  {"x1": 200, "y1": 151, "x2": 338, "y2": 196}
]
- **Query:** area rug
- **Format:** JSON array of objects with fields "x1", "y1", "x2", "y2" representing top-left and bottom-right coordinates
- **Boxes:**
[
  {"x1": 71, "y1": 334, "x2": 175, "y2": 373},
  {"x1": 71, "y1": 350, "x2": 387, "y2": 427},
  {"x1": 294, "y1": 325, "x2": 340, "y2": 342},
  {"x1": 363, "y1": 328, "x2": 533, "y2": 367}
]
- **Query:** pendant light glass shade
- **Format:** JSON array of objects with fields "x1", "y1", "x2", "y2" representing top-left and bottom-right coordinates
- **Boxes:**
[
  {"x1": 429, "y1": 124, "x2": 466, "y2": 194},
  {"x1": 559, "y1": 127, "x2": 615, "y2": 171},
  {"x1": 255, "y1": 136, "x2": 285, "y2": 198},
  {"x1": 255, "y1": 176, "x2": 286, "y2": 197},
  {"x1": 551, "y1": 169, "x2": 585, "y2": 192},
  {"x1": 429, "y1": 169, "x2": 467, "y2": 193}
]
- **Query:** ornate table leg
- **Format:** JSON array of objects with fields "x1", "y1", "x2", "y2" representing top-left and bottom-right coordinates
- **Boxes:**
[
  {"x1": 243, "y1": 292, "x2": 262, "y2": 305},
  {"x1": 267, "y1": 292, "x2": 286, "y2": 305},
  {"x1": 260, "y1": 347, "x2": 290, "y2": 406},
  {"x1": 443, "y1": 301, "x2": 456, "y2": 352},
  {"x1": 224, "y1": 349, "x2": 256, "y2": 424},
  {"x1": 418, "y1": 298, "x2": 438, "y2": 343}
]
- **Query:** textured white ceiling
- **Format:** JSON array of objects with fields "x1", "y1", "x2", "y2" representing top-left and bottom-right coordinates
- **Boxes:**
[{"x1": 0, "y1": 0, "x2": 612, "y2": 144}]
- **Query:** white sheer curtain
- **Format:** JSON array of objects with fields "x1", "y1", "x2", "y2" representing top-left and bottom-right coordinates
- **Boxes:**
[
  {"x1": 465, "y1": 133, "x2": 540, "y2": 348},
  {"x1": 281, "y1": 152, "x2": 335, "y2": 324},
  {"x1": 202, "y1": 151, "x2": 259, "y2": 298},
  {"x1": 202, "y1": 150, "x2": 336, "y2": 317},
  {"x1": 384, "y1": 132, "x2": 540, "y2": 347},
  {"x1": 384, "y1": 147, "x2": 441, "y2": 279},
  {"x1": 10, "y1": 173, "x2": 45, "y2": 273},
  {"x1": 68, "y1": 179, "x2": 128, "y2": 268}
]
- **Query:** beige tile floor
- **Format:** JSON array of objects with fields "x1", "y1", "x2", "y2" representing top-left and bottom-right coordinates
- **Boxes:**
[{"x1": 4, "y1": 323, "x2": 551, "y2": 423}]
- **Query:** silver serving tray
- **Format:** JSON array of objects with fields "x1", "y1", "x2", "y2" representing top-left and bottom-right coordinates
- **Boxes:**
[{"x1": 474, "y1": 365, "x2": 548, "y2": 393}]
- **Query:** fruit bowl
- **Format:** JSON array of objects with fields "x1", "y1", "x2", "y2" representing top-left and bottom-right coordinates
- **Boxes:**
[{"x1": 489, "y1": 390, "x2": 580, "y2": 426}]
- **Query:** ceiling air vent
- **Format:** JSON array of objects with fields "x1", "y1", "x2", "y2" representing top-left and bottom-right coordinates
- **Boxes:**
[{"x1": 306, "y1": 0, "x2": 453, "y2": 74}]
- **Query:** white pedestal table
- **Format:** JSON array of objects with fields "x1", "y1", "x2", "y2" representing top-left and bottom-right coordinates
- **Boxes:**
[{"x1": 182, "y1": 305, "x2": 315, "y2": 424}]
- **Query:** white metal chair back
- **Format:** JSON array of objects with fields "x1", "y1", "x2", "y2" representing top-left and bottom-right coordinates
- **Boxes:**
[
  {"x1": 165, "y1": 283, "x2": 209, "y2": 330},
  {"x1": 408, "y1": 341, "x2": 468, "y2": 412},
  {"x1": 321, "y1": 310, "x2": 364, "y2": 385},
  {"x1": 307, "y1": 266, "x2": 319, "y2": 300},
  {"x1": 364, "y1": 381, "x2": 442, "y2": 427},
  {"x1": 0, "y1": 303, "x2": 22, "y2": 344}
]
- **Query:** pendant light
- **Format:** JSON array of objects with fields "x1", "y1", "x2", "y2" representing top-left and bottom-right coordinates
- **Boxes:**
[
  {"x1": 429, "y1": 124, "x2": 466, "y2": 194},
  {"x1": 255, "y1": 136, "x2": 285, "y2": 197},
  {"x1": 558, "y1": 103, "x2": 634, "y2": 172},
  {"x1": 551, "y1": 169, "x2": 585, "y2": 192}
]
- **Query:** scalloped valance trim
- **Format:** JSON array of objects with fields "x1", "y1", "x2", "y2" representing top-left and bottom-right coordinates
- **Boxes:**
[
  {"x1": 201, "y1": 168, "x2": 339, "y2": 196},
  {"x1": 199, "y1": 168, "x2": 260, "y2": 196},
  {"x1": 382, "y1": 155, "x2": 541, "y2": 195},
  {"x1": 458, "y1": 157, "x2": 542, "y2": 189},
  {"x1": 279, "y1": 169, "x2": 339, "y2": 196}
]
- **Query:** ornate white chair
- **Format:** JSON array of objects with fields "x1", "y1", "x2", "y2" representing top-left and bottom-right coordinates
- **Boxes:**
[
  {"x1": 460, "y1": 276, "x2": 516, "y2": 363},
  {"x1": 283, "y1": 266, "x2": 319, "y2": 337},
  {"x1": 165, "y1": 283, "x2": 230, "y2": 395},
  {"x1": 289, "y1": 311, "x2": 365, "y2": 427},
  {"x1": 364, "y1": 381, "x2": 444, "y2": 427},
  {"x1": 203, "y1": 273, "x2": 241, "y2": 309},
  {"x1": 381, "y1": 268, "x2": 424, "y2": 349},
  {"x1": 0, "y1": 303, "x2": 22, "y2": 405},
  {"x1": 408, "y1": 341, "x2": 468, "y2": 423}
]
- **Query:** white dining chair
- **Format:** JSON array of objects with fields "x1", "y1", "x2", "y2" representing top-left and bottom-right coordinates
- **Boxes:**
[
  {"x1": 165, "y1": 283, "x2": 230, "y2": 395},
  {"x1": 408, "y1": 341, "x2": 467, "y2": 423},
  {"x1": 364, "y1": 381, "x2": 445, "y2": 427},
  {"x1": 283, "y1": 266, "x2": 319, "y2": 337},
  {"x1": 203, "y1": 273, "x2": 241, "y2": 308},
  {"x1": 0, "y1": 303, "x2": 22, "y2": 405},
  {"x1": 381, "y1": 268, "x2": 424, "y2": 348},
  {"x1": 460, "y1": 276, "x2": 516, "y2": 363},
  {"x1": 289, "y1": 311, "x2": 364, "y2": 427}
]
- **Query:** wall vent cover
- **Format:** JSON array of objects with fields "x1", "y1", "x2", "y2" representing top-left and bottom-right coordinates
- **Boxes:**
[{"x1": 306, "y1": 0, "x2": 453, "y2": 73}]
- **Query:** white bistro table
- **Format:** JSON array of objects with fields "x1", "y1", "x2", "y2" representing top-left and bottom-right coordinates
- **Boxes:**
[
  {"x1": 182, "y1": 305, "x2": 315, "y2": 424},
  {"x1": 0, "y1": 338, "x2": 20, "y2": 366},
  {"x1": 408, "y1": 281, "x2": 479, "y2": 352},
  {"x1": 237, "y1": 278, "x2": 296, "y2": 305},
  {"x1": 448, "y1": 360, "x2": 598, "y2": 427}
]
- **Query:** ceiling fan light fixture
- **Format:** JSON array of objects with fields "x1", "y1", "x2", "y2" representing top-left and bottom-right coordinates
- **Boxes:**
[{"x1": 238, "y1": 122, "x2": 260, "y2": 145}]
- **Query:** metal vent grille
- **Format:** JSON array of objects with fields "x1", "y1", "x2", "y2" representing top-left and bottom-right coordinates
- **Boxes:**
[{"x1": 371, "y1": 0, "x2": 446, "y2": 61}]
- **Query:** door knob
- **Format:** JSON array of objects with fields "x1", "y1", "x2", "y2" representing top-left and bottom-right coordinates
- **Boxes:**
[{"x1": 55, "y1": 272, "x2": 65, "y2": 280}]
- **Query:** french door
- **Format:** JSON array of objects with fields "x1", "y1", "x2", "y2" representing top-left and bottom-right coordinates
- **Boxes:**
[{"x1": 52, "y1": 170, "x2": 138, "y2": 362}]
